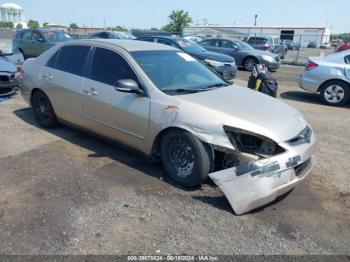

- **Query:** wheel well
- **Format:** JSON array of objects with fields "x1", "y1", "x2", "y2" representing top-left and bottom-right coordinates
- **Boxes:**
[
  {"x1": 30, "y1": 88, "x2": 42, "y2": 105},
  {"x1": 151, "y1": 127, "x2": 214, "y2": 157},
  {"x1": 318, "y1": 79, "x2": 350, "y2": 92}
]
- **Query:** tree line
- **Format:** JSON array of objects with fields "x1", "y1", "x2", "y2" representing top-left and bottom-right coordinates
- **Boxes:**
[{"x1": 0, "y1": 9, "x2": 193, "y2": 33}]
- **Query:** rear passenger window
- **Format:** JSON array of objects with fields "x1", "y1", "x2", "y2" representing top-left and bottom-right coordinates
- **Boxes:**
[
  {"x1": 55, "y1": 45, "x2": 90, "y2": 76},
  {"x1": 46, "y1": 50, "x2": 59, "y2": 68},
  {"x1": 90, "y1": 48, "x2": 137, "y2": 86},
  {"x1": 157, "y1": 39, "x2": 175, "y2": 47},
  {"x1": 23, "y1": 31, "x2": 32, "y2": 40}
]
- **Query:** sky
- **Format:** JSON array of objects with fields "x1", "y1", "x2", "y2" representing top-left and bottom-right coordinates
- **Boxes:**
[{"x1": 7, "y1": 0, "x2": 350, "y2": 33}]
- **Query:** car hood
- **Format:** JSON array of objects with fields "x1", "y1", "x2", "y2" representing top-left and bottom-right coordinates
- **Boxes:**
[
  {"x1": 176, "y1": 85, "x2": 307, "y2": 143},
  {"x1": 0, "y1": 56, "x2": 16, "y2": 72},
  {"x1": 189, "y1": 50, "x2": 234, "y2": 62}
]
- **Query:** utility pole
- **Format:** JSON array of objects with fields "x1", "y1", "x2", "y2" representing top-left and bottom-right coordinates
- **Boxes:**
[{"x1": 254, "y1": 14, "x2": 258, "y2": 26}]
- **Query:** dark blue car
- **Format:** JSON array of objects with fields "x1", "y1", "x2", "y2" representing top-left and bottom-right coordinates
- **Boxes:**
[{"x1": 137, "y1": 36, "x2": 237, "y2": 80}]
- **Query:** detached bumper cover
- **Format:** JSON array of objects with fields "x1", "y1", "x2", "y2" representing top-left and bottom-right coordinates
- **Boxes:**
[
  {"x1": 0, "y1": 72, "x2": 21, "y2": 89},
  {"x1": 209, "y1": 133, "x2": 316, "y2": 215}
]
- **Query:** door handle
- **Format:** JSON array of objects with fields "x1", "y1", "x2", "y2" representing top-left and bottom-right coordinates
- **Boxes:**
[
  {"x1": 44, "y1": 73, "x2": 53, "y2": 80},
  {"x1": 84, "y1": 88, "x2": 99, "y2": 96}
]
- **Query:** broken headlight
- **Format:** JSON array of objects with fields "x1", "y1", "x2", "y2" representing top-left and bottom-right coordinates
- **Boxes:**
[{"x1": 224, "y1": 126, "x2": 285, "y2": 158}]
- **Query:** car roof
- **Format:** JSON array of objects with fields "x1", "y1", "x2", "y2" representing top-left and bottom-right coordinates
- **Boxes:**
[
  {"x1": 139, "y1": 36, "x2": 179, "y2": 41},
  {"x1": 65, "y1": 39, "x2": 177, "y2": 52}
]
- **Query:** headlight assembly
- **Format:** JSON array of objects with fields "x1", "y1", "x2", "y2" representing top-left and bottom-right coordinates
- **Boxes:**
[
  {"x1": 261, "y1": 55, "x2": 274, "y2": 62},
  {"x1": 223, "y1": 126, "x2": 285, "y2": 158},
  {"x1": 205, "y1": 59, "x2": 227, "y2": 67}
]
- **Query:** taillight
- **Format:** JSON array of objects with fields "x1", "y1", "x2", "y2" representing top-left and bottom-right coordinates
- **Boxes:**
[
  {"x1": 263, "y1": 44, "x2": 270, "y2": 50},
  {"x1": 305, "y1": 61, "x2": 318, "y2": 70}
]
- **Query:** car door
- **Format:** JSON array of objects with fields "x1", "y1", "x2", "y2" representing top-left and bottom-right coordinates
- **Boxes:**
[
  {"x1": 219, "y1": 40, "x2": 237, "y2": 56},
  {"x1": 40, "y1": 45, "x2": 91, "y2": 126},
  {"x1": 81, "y1": 46, "x2": 151, "y2": 147},
  {"x1": 21, "y1": 30, "x2": 34, "y2": 57},
  {"x1": 201, "y1": 39, "x2": 222, "y2": 53},
  {"x1": 32, "y1": 30, "x2": 48, "y2": 57}
]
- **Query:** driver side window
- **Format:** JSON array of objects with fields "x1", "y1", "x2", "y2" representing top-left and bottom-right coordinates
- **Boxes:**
[
  {"x1": 90, "y1": 47, "x2": 137, "y2": 86},
  {"x1": 221, "y1": 40, "x2": 233, "y2": 48}
]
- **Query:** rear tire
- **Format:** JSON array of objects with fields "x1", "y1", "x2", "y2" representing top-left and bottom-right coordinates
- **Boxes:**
[
  {"x1": 320, "y1": 80, "x2": 350, "y2": 106},
  {"x1": 160, "y1": 130, "x2": 212, "y2": 188},
  {"x1": 31, "y1": 90, "x2": 58, "y2": 128}
]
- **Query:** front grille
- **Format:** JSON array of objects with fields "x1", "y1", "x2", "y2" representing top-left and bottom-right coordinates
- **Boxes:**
[{"x1": 294, "y1": 158, "x2": 312, "y2": 177}]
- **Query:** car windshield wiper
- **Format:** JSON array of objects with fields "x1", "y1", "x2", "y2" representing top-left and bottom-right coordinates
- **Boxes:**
[
  {"x1": 162, "y1": 88, "x2": 200, "y2": 94},
  {"x1": 200, "y1": 82, "x2": 230, "y2": 90}
]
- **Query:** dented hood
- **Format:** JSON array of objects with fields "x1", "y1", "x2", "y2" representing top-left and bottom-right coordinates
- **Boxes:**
[{"x1": 177, "y1": 85, "x2": 307, "y2": 143}]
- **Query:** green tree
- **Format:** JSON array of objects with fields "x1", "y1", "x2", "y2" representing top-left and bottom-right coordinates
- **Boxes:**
[
  {"x1": 108, "y1": 25, "x2": 128, "y2": 32},
  {"x1": 69, "y1": 23, "x2": 79, "y2": 30},
  {"x1": 16, "y1": 23, "x2": 23, "y2": 29},
  {"x1": 162, "y1": 10, "x2": 192, "y2": 33},
  {"x1": 27, "y1": 20, "x2": 39, "y2": 29},
  {"x1": 0, "y1": 21, "x2": 14, "y2": 29},
  {"x1": 42, "y1": 22, "x2": 50, "y2": 28}
]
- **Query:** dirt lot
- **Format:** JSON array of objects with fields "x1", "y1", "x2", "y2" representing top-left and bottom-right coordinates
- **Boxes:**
[{"x1": 0, "y1": 65, "x2": 349, "y2": 255}]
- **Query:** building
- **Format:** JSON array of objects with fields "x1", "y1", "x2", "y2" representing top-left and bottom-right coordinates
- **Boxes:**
[
  {"x1": 44, "y1": 23, "x2": 68, "y2": 32},
  {"x1": 184, "y1": 25, "x2": 331, "y2": 47},
  {"x1": 0, "y1": 2, "x2": 26, "y2": 28}
]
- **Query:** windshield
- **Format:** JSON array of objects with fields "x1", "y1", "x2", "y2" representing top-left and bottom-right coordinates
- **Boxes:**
[
  {"x1": 132, "y1": 50, "x2": 227, "y2": 94},
  {"x1": 176, "y1": 38, "x2": 206, "y2": 53},
  {"x1": 233, "y1": 40, "x2": 254, "y2": 50},
  {"x1": 43, "y1": 31, "x2": 71, "y2": 42}
]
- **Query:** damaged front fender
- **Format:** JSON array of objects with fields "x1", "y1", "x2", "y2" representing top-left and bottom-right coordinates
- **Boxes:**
[{"x1": 209, "y1": 134, "x2": 316, "y2": 215}]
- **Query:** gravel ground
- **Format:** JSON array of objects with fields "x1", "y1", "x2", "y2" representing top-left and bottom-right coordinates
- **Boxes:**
[{"x1": 0, "y1": 65, "x2": 349, "y2": 255}]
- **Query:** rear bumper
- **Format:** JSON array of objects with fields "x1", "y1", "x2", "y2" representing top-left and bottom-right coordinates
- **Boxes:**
[
  {"x1": 299, "y1": 74, "x2": 320, "y2": 93},
  {"x1": 209, "y1": 131, "x2": 316, "y2": 215}
]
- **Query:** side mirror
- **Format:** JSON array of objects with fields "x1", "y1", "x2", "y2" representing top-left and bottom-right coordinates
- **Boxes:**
[
  {"x1": 115, "y1": 79, "x2": 144, "y2": 95},
  {"x1": 36, "y1": 38, "x2": 45, "y2": 42}
]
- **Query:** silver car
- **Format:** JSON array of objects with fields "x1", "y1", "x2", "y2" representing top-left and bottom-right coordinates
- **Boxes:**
[
  {"x1": 21, "y1": 39, "x2": 316, "y2": 215},
  {"x1": 299, "y1": 50, "x2": 350, "y2": 106}
]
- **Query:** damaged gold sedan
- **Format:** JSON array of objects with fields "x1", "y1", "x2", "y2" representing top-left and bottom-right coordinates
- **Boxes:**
[{"x1": 21, "y1": 40, "x2": 316, "y2": 215}]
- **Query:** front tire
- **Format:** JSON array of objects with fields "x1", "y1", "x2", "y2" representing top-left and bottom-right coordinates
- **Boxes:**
[
  {"x1": 31, "y1": 90, "x2": 58, "y2": 128},
  {"x1": 243, "y1": 57, "x2": 258, "y2": 71},
  {"x1": 160, "y1": 130, "x2": 212, "y2": 188},
  {"x1": 320, "y1": 81, "x2": 350, "y2": 106}
]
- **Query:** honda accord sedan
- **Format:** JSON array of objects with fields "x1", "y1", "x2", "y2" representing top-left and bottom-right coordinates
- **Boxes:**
[{"x1": 21, "y1": 39, "x2": 315, "y2": 215}]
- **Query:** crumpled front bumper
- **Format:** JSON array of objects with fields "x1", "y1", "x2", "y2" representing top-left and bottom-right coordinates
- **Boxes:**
[{"x1": 209, "y1": 133, "x2": 316, "y2": 215}]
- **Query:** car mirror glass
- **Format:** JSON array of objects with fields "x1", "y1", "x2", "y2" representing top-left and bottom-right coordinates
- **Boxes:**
[{"x1": 115, "y1": 79, "x2": 144, "y2": 95}]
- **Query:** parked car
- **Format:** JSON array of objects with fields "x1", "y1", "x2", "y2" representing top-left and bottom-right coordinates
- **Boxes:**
[
  {"x1": 320, "y1": 43, "x2": 331, "y2": 49},
  {"x1": 336, "y1": 42, "x2": 350, "y2": 53},
  {"x1": 281, "y1": 39, "x2": 301, "y2": 50},
  {"x1": 307, "y1": 41, "x2": 317, "y2": 48},
  {"x1": 137, "y1": 36, "x2": 237, "y2": 80},
  {"x1": 21, "y1": 39, "x2": 315, "y2": 215},
  {"x1": 299, "y1": 50, "x2": 350, "y2": 106},
  {"x1": 331, "y1": 39, "x2": 343, "y2": 48},
  {"x1": 14, "y1": 29, "x2": 71, "y2": 58},
  {"x1": 247, "y1": 36, "x2": 288, "y2": 59},
  {"x1": 201, "y1": 38, "x2": 280, "y2": 71},
  {"x1": 0, "y1": 38, "x2": 24, "y2": 66},
  {"x1": 90, "y1": 31, "x2": 136, "y2": 40},
  {"x1": 0, "y1": 50, "x2": 21, "y2": 93}
]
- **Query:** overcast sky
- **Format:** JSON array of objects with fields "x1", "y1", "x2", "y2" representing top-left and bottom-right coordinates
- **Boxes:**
[{"x1": 10, "y1": 0, "x2": 350, "y2": 33}]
